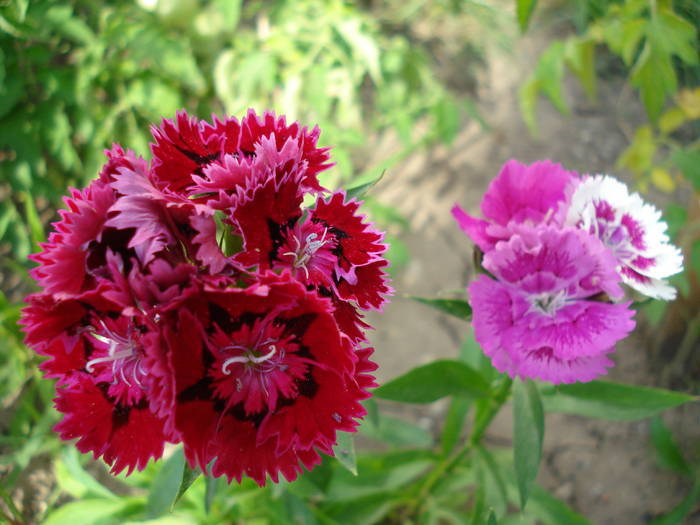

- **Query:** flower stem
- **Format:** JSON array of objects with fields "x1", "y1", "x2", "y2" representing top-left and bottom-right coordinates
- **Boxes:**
[{"x1": 413, "y1": 376, "x2": 513, "y2": 513}]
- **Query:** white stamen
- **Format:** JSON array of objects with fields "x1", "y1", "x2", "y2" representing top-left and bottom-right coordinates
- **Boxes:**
[{"x1": 221, "y1": 345, "x2": 277, "y2": 375}]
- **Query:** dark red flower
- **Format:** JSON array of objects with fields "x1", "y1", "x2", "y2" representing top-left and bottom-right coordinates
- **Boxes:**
[
  {"x1": 150, "y1": 110, "x2": 331, "y2": 197},
  {"x1": 168, "y1": 273, "x2": 373, "y2": 484}
]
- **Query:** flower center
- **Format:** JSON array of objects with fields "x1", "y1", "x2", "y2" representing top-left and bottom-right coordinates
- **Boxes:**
[
  {"x1": 529, "y1": 289, "x2": 568, "y2": 316},
  {"x1": 221, "y1": 340, "x2": 280, "y2": 376},
  {"x1": 85, "y1": 321, "x2": 146, "y2": 389},
  {"x1": 282, "y1": 228, "x2": 330, "y2": 280}
]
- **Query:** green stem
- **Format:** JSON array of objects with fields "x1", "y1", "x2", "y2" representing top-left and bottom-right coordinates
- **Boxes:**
[{"x1": 412, "y1": 376, "x2": 513, "y2": 514}]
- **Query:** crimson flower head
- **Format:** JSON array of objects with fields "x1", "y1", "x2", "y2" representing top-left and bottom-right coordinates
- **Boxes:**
[
  {"x1": 168, "y1": 273, "x2": 376, "y2": 484},
  {"x1": 21, "y1": 109, "x2": 389, "y2": 484}
]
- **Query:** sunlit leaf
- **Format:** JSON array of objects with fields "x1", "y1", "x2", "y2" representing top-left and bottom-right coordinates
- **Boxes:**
[
  {"x1": 146, "y1": 447, "x2": 186, "y2": 517},
  {"x1": 650, "y1": 168, "x2": 675, "y2": 192},
  {"x1": 43, "y1": 499, "x2": 131, "y2": 525},
  {"x1": 333, "y1": 431, "x2": 358, "y2": 475},
  {"x1": 516, "y1": 0, "x2": 538, "y2": 32},
  {"x1": 631, "y1": 44, "x2": 677, "y2": 123},
  {"x1": 671, "y1": 147, "x2": 700, "y2": 191}
]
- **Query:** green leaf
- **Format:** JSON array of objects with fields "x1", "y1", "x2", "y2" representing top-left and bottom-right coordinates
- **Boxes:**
[
  {"x1": 535, "y1": 42, "x2": 569, "y2": 115},
  {"x1": 542, "y1": 381, "x2": 696, "y2": 420},
  {"x1": 325, "y1": 452, "x2": 434, "y2": 502},
  {"x1": 652, "y1": 8, "x2": 698, "y2": 66},
  {"x1": 650, "y1": 417, "x2": 691, "y2": 476},
  {"x1": 565, "y1": 38, "x2": 596, "y2": 100},
  {"x1": 616, "y1": 125, "x2": 656, "y2": 176},
  {"x1": 649, "y1": 479, "x2": 700, "y2": 525},
  {"x1": 475, "y1": 445, "x2": 508, "y2": 514},
  {"x1": 345, "y1": 170, "x2": 385, "y2": 201},
  {"x1": 333, "y1": 431, "x2": 358, "y2": 475},
  {"x1": 671, "y1": 148, "x2": 700, "y2": 191},
  {"x1": 487, "y1": 509, "x2": 498, "y2": 525},
  {"x1": 410, "y1": 297, "x2": 472, "y2": 322},
  {"x1": 631, "y1": 44, "x2": 677, "y2": 124},
  {"x1": 519, "y1": 77, "x2": 540, "y2": 135},
  {"x1": 146, "y1": 447, "x2": 186, "y2": 517},
  {"x1": 54, "y1": 447, "x2": 116, "y2": 500},
  {"x1": 513, "y1": 379, "x2": 544, "y2": 509},
  {"x1": 175, "y1": 464, "x2": 201, "y2": 505},
  {"x1": 440, "y1": 397, "x2": 471, "y2": 456},
  {"x1": 204, "y1": 476, "x2": 218, "y2": 514},
  {"x1": 516, "y1": 0, "x2": 538, "y2": 32},
  {"x1": 21, "y1": 192, "x2": 44, "y2": 248},
  {"x1": 527, "y1": 485, "x2": 593, "y2": 525},
  {"x1": 43, "y1": 499, "x2": 130, "y2": 525},
  {"x1": 359, "y1": 414, "x2": 433, "y2": 447},
  {"x1": 433, "y1": 94, "x2": 460, "y2": 145},
  {"x1": 374, "y1": 360, "x2": 490, "y2": 403}
]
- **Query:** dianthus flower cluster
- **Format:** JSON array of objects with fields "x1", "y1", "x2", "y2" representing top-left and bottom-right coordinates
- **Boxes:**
[
  {"x1": 21, "y1": 110, "x2": 391, "y2": 484},
  {"x1": 453, "y1": 160, "x2": 683, "y2": 384}
]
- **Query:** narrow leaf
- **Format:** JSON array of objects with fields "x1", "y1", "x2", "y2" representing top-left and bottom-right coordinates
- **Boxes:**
[
  {"x1": 147, "y1": 447, "x2": 186, "y2": 517},
  {"x1": 649, "y1": 479, "x2": 700, "y2": 525},
  {"x1": 345, "y1": 170, "x2": 385, "y2": 201},
  {"x1": 650, "y1": 417, "x2": 691, "y2": 476},
  {"x1": 375, "y1": 360, "x2": 490, "y2": 403},
  {"x1": 43, "y1": 499, "x2": 129, "y2": 525},
  {"x1": 175, "y1": 464, "x2": 201, "y2": 505},
  {"x1": 516, "y1": 0, "x2": 538, "y2": 32},
  {"x1": 542, "y1": 381, "x2": 695, "y2": 420},
  {"x1": 410, "y1": 297, "x2": 472, "y2": 322},
  {"x1": 333, "y1": 431, "x2": 358, "y2": 475},
  {"x1": 440, "y1": 397, "x2": 471, "y2": 456},
  {"x1": 205, "y1": 476, "x2": 218, "y2": 514},
  {"x1": 487, "y1": 509, "x2": 498, "y2": 525},
  {"x1": 513, "y1": 379, "x2": 544, "y2": 509},
  {"x1": 528, "y1": 485, "x2": 593, "y2": 525}
]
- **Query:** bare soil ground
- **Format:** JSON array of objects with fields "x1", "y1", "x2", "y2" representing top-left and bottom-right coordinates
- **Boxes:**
[{"x1": 367, "y1": 27, "x2": 700, "y2": 525}]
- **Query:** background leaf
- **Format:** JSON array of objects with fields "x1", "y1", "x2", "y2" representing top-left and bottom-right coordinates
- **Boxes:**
[
  {"x1": 410, "y1": 297, "x2": 472, "y2": 322},
  {"x1": 541, "y1": 381, "x2": 695, "y2": 420},
  {"x1": 333, "y1": 432, "x2": 358, "y2": 476},
  {"x1": 516, "y1": 0, "x2": 538, "y2": 32},
  {"x1": 513, "y1": 379, "x2": 544, "y2": 509},
  {"x1": 146, "y1": 447, "x2": 186, "y2": 518},
  {"x1": 650, "y1": 416, "x2": 692, "y2": 476},
  {"x1": 375, "y1": 360, "x2": 490, "y2": 403}
]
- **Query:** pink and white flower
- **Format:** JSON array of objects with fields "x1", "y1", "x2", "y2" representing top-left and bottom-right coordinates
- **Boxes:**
[{"x1": 566, "y1": 175, "x2": 684, "y2": 300}]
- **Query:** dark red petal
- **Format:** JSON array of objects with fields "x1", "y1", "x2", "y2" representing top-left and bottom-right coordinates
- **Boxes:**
[
  {"x1": 232, "y1": 173, "x2": 304, "y2": 270},
  {"x1": 335, "y1": 260, "x2": 393, "y2": 311},
  {"x1": 54, "y1": 375, "x2": 167, "y2": 475},
  {"x1": 240, "y1": 109, "x2": 331, "y2": 192},
  {"x1": 150, "y1": 111, "x2": 226, "y2": 193},
  {"x1": 312, "y1": 192, "x2": 387, "y2": 269}
]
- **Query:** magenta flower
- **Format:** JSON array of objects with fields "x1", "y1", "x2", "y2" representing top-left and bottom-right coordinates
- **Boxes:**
[
  {"x1": 452, "y1": 159, "x2": 578, "y2": 252},
  {"x1": 469, "y1": 225, "x2": 636, "y2": 384}
]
